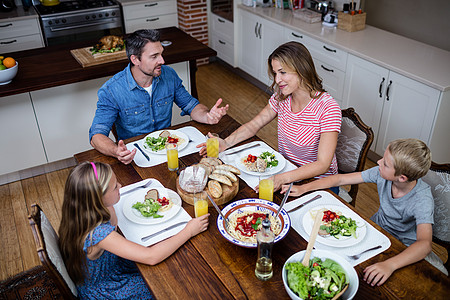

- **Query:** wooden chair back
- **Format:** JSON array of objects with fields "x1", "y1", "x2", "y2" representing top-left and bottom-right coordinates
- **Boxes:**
[
  {"x1": 28, "y1": 204, "x2": 78, "y2": 299},
  {"x1": 335, "y1": 107, "x2": 374, "y2": 206}
]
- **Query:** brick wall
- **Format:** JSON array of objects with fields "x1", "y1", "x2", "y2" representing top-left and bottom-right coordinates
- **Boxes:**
[{"x1": 177, "y1": 0, "x2": 209, "y2": 65}]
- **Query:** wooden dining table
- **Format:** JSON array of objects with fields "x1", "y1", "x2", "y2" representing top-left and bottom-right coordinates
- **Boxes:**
[{"x1": 74, "y1": 115, "x2": 450, "y2": 299}]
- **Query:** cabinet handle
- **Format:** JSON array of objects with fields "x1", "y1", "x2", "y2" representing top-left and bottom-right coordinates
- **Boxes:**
[
  {"x1": 218, "y1": 18, "x2": 225, "y2": 23},
  {"x1": 0, "y1": 39, "x2": 17, "y2": 44},
  {"x1": 386, "y1": 80, "x2": 392, "y2": 101},
  {"x1": 291, "y1": 32, "x2": 303, "y2": 39},
  {"x1": 379, "y1": 77, "x2": 385, "y2": 98},
  {"x1": 144, "y1": 3, "x2": 158, "y2": 7},
  {"x1": 0, "y1": 23, "x2": 13, "y2": 27},
  {"x1": 323, "y1": 45, "x2": 337, "y2": 53},
  {"x1": 219, "y1": 40, "x2": 226, "y2": 45},
  {"x1": 258, "y1": 23, "x2": 262, "y2": 39},
  {"x1": 321, "y1": 65, "x2": 334, "y2": 72},
  {"x1": 146, "y1": 17, "x2": 160, "y2": 22},
  {"x1": 254, "y1": 22, "x2": 258, "y2": 37}
]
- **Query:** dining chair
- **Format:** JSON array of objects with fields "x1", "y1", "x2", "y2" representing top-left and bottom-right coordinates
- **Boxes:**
[
  {"x1": 335, "y1": 107, "x2": 374, "y2": 206},
  {"x1": 28, "y1": 203, "x2": 79, "y2": 298},
  {"x1": 422, "y1": 162, "x2": 450, "y2": 276}
]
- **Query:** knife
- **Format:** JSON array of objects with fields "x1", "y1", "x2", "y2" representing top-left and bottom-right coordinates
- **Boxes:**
[
  {"x1": 134, "y1": 143, "x2": 150, "y2": 161},
  {"x1": 286, "y1": 195, "x2": 322, "y2": 213},
  {"x1": 223, "y1": 143, "x2": 261, "y2": 155},
  {"x1": 275, "y1": 182, "x2": 293, "y2": 219},
  {"x1": 141, "y1": 220, "x2": 189, "y2": 242}
]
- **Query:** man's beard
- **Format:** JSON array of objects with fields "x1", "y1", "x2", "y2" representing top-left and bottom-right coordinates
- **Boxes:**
[{"x1": 140, "y1": 64, "x2": 162, "y2": 77}]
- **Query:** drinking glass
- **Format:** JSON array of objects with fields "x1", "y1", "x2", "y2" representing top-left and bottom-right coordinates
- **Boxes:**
[
  {"x1": 259, "y1": 175, "x2": 274, "y2": 202},
  {"x1": 194, "y1": 190, "x2": 209, "y2": 217},
  {"x1": 206, "y1": 133, "x2": 219, "y2": 158},
  {"x1": 166, "y1": 143, "x2": 178, "y2": 171}
]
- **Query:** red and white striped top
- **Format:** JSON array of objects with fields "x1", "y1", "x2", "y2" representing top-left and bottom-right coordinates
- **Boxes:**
[{"x1": 269, "y1": 92, "x2": 342, "y2": 178}]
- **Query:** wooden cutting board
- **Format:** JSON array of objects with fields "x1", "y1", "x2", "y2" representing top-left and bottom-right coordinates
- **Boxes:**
[
  {"x1": 176, "y1": 177, "x2": 239, "y2": 207},
  {"x1": 70, "y1": 47, "x2": 127, "y2": 68}
]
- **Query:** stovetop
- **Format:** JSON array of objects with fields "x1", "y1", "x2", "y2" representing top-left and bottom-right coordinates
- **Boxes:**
[{"x1": 34, "y1": 0, "x2": 119, "y2": 16}]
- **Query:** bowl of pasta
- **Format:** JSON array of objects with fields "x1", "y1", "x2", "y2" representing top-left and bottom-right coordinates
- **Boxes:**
[{"x1": 216, "y1": 198, "x2": 291, "y2": 248}]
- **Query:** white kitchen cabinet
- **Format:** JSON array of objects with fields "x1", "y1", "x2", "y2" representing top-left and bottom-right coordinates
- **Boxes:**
[
  {"x1": 210, "y1": 13, "x2": 234, "y2": 66},
  {"x1": 120, "y1": 0, "x2": 178, "y2": 34},
  {"x1": 0, "y1": 94, "x2": 47, "y2": 176},
  {"x1": 0, "y1": 17, "x2": 44, "y2": 53},
  {"x1": 343, "y1": 54, "x2": 440, "y2": 155},
  {"x1": 238, "y1": 9, "x2": 284, "y2": 86}
]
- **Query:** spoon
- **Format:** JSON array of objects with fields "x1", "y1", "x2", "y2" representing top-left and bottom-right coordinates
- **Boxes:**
[
  {"x1": 302, "y1": 211, "x2": 323, "y2": 267},
  {"x1": 331, "y1": 283, "x2": 349, "y2": 300}
]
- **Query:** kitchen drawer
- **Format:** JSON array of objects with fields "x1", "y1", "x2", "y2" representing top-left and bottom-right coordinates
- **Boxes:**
[
  {"x1": 284, "y1": 28, "x2": 314, "y2": 45},
  {"x1": 124, "y1": 13, "x2": 178, "y2": 34},
  {"x1": 0, "y1": 34, "x2": 44, "y2": 53},
  {"x1": 211, "y1": 13, "x2": 233, "y2": 43},
  {"x1": 315, "y1": 58, "x2": 345, "y2": 104},
  {"x1": 306, "y1": 38, "x2": 348, "y2": 71},
  {"x1": 0, "y1": 18, "x2": 42, "y2": 40},
  {"x1": 211, "y1": 32, "x2": 234, "y2": 66},
  {"x1": 122, "y1": 0, "x2": 177, "y2": 20}
]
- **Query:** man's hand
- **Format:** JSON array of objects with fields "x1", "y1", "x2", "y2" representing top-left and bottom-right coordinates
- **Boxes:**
[
  {"x1": 206, "y1": 98, "x2": 229, "y2": 124},
  {"x1": 115, "y1": 140, "x2": 137, "y2": 164}
]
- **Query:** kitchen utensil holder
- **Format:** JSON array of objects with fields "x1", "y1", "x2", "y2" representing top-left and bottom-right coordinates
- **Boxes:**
[{"x1": 337, "y1": 11, "x2": 366, "y2": 32}]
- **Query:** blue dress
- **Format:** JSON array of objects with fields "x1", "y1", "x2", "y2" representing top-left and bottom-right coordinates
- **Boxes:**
[{"x1": 77, "y1": 221, "x2": 153, "y2": 299}]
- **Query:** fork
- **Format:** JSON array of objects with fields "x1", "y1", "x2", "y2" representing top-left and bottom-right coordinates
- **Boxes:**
[
  {"x1": 347, "y1": 245, "x2": 382, "y2": 260},
  {"x1": 120, "y1": 180, "x2": 152, "y2": 196}
]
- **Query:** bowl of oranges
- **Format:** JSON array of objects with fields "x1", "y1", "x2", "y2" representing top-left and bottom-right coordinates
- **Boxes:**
[{"x1": 0, "y1": 56, "x2": 18, "y2": 85}]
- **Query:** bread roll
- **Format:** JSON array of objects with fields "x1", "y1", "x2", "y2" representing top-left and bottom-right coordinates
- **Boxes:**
[
  {"x1": 209, "y1": 173, "x2": 232, "y2": 186},
  {"x1": 208, "y1": 180, "x2": 222, "y2": 198},
  {"x1": 145, "y1": 189, "x2": 159, "y2": 201},
  {"x1": 212, "y1": 169, "x2": 237, "y2": 182},
  {"x1": 214, "y1": 164, "x2": 241, "y2": 175}
]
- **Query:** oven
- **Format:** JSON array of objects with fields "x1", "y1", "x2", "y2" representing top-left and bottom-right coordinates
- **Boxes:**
[
  {"x1": 211, "y1": 0, "x2": 233, "y2": 22},
  {"x1": 33, "y1": 0, "x2": 124, "y2": 46}
]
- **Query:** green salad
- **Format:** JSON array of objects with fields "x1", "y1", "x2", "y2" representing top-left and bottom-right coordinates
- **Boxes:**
[
  {"x1": 132, "y1": 199, "x2": 163, "y2": 218},
  {"x1": 322, "y1": 215, "x2": 358, "y2": 239},
  {"x1": 259, "y1": 151, "x2": 279, "y2": 168},
  {"x1": 144, "y1": 136, "x2": 168, "y2": 152},
  {"x1": 286, "y1": 257, "x2": 348, "y2": 299}
]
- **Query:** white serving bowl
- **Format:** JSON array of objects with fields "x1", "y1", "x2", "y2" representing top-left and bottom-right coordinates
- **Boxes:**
[
  {"x1": 282, "y1": 249, "x2": 359, "y2": 300},
  {"x1": 0, "y1": 61, "x2": 18, "y2": 85}
]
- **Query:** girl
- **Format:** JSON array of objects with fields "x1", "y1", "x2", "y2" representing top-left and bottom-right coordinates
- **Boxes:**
[
  {"x1": 58, "y1": 161, "x2": 209, "y2": 299},
  {"x1": 199, "y1": 42, "x2": 341, "y2": 193}
]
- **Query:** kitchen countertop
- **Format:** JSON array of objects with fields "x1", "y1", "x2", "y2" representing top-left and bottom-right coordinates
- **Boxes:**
[
  {"x1": 0, "y1": 26, "x2": 216, "y2": 98},
  {"x1": 0, "y1": 5, "x2": 38, "y2": 21},
  {"x1": 239, "y1": 6, "x2": 450, "y2": 92}
]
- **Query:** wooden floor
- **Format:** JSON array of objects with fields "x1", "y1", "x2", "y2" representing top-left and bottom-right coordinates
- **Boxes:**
[{"x1": 0, "y1": 61, "x2": 445, "y2": 281}]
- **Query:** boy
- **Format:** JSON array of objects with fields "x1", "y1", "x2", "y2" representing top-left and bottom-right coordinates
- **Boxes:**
[{"x1": 281, "y1": 138, "x2": 433, "y2": 286}]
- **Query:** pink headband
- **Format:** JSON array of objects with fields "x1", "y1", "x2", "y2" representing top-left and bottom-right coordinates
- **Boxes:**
[{"x1": 90, "y1": 162, "x2": 99, "y2": 181}]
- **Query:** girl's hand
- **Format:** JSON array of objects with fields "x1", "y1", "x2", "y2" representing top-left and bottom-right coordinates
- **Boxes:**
[
  {"x1": 281, "y1": 184, "x2": 305, "y2": 197},
  {"x1": 186, "y1": 213, "x2": 210, "y2": 237},
  {"x1": 197, "y1": 133, "x2": 229, "y2": 157}
]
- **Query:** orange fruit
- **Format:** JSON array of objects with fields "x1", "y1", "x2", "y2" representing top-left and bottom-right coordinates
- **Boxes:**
[{"x1": 3, "y1": 57, "x2": 16, "y2": 69}]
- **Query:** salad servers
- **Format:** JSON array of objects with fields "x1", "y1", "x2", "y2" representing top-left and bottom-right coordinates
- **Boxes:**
[
  {"x1": 134, "y1": 143, "x2": 150, "y2": 161},
  {"x1": 347, "y1": 245, "x2": 382, "y2": 260},
  {"x1": 120, "y1": 180, "x2": 152, "y2": 196},
  {"x1": 275, "y1": 182, "x2": 293, "y2": 220},
  {"x1": 207, "y1": 194, "x2": 229, "y2": 229},
  {"x1": 302, "y1": 212, "x2": 323, "y2": 267},
  {"x1": 331, "y1": 283, "x2": 348, "y2": 300}
]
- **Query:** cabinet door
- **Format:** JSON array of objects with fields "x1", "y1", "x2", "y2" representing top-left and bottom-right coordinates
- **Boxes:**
[
  {"x1": 259, "y1": 19, "x2": 285, "y2": 86},
  {"x1": 343, "y1": 54, "x2": 389, "y2": 151},
  {"x1": 0, "y1": 94, "x2": 47, "y2": 175},
  {"x1": 375, "y1": 71, "x2": 440, "y2": 154},
  {"x1": 238, "y1": 10, "x2": 262, "y2": 77}
]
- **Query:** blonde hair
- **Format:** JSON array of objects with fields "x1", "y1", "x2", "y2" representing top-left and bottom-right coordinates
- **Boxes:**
[
  {"x1": 58, "y1": 161, "x2": 113, "y2": 284},
  {"x1": 388, "y1": 139, "x2": 431, "y2": 181},
  {"x1": 268, "y1": 41, "x2": 324, "y2": 101}
]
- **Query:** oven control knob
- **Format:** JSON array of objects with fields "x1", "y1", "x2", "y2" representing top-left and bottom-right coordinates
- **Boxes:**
[
  {"x1": 99, "y1": 14, "x2": 103, "y2": 18},
  {"x1": 62, "y1": 19, "x2": 66, "y2": 23},
  {"x1": 112, "y1": 12, "x2": 116, "y2": 16},
  {"x1": 48, "y1": 21, "x2": 52, "y2": 25},
  {"x1": 86, "y1": 16, "x2": 90, "y2": 20},
  {"x1": 92, "y1": 15, "x2": 96, "y2": 19},
  {"x1": 55, "y1": 19, "x2": 59, "y2": 24},
  {"x1": 105, "y1": 13, "x2": 109, "y2": 17}
]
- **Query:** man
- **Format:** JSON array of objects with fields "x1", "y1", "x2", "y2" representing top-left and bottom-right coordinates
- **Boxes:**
[{"x1": 89, "y1": 29, "x2": 229, "y2": 164}]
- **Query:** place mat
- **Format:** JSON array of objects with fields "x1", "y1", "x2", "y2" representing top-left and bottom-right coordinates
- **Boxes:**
[
  {"x1": 114, "y1": 179, "x2": 192, "y2": 246},
  {"x1": 127, "y1": 126, "x2": 206, "y2": 168},
  {"x1": 284, "y1": 190, "x2": 391, "y2": 266},
  {"x1": 219, "y1": 141, "x2": 297, "y2": 190}
]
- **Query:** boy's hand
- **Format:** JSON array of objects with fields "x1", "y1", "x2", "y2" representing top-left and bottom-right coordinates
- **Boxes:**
[{"x1": 363, "y1": 261, "x2": 395, "y2": 286}]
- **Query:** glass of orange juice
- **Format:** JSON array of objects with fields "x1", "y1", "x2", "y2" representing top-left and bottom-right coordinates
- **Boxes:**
[
  {"x1": 194, "y1": 190, "x2": 208, "y2": 217},
  {"x1": 259, "y1": 175, "x2": 274, "y2": 202},
  {"x1": 166, "y1": 143, "x2": 178, "y2": 171},
  {"x1": 206, "y1": 133, "x2": 219, "y2": 158}
]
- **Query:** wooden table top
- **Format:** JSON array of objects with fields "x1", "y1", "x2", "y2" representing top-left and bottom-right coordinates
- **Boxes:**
[
  {"x1": 74, "y1": 115, "x2": 450, "y2": 299},
  {"x1": 0, "y1": 26, "x2": 216, "y2": 98}
]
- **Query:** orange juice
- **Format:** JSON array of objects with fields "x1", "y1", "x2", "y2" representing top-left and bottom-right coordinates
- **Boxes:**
[
  {"x1": 206, "y1": 134, "x2": 219, "y2": 158},
  {"x1": 194, "y1": 199, "x2": 208, "y2": 217},
  {"x1": 166, "y1": 144, "x2": 178, "y2": 171},
  {"x1": 259, "y1": 178, "x2": 274, "y2": 201}
]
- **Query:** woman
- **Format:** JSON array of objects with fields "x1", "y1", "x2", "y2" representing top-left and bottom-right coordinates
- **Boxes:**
[{"x1": 199, "y1": 42, "x2": 341, "y2": 192}]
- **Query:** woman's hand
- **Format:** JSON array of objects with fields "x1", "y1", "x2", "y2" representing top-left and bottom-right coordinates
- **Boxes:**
[
  {"x1": 197, "y1": 132, "x2": 229, "y2": 156},
  {"x1": 185, "y1": 213, "x2": 210, "y2": 237}
]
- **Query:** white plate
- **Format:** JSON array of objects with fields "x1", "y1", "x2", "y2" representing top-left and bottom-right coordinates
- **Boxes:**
[
  {"x1": 235, "y1": 150, "x2": 286, "y2": 176},
  {"x1": 141, "y1": 129, "x2": 189, "y2": 155},
  {"x1": 122, "y1": 187, "x2": 182, "y2": 225},
  {"x1": 302, "y1": 204, "x2": 367, "y2": 247},
  {"x1": 217, "y1": 198, "x2": 291, "y2": 248}
]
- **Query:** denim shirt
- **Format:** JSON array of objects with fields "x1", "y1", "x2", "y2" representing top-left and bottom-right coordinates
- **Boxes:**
[{"x1": 89, "y1": 64, "x2": 199, "y2": 141}]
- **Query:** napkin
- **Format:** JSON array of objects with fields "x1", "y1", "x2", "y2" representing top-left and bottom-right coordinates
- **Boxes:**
[
  {"x1": 219, "y1": 141, "x2": 298, "y2": 190},
  {"x1": 114, "y1": 179, "x2": 192, "y2": 246},
  {"x1": 284, "y1": 190, "x2": 391, "y2": 266},
  {"x1": 127, "y1": 126, "x2": 207, "y2": 168}
]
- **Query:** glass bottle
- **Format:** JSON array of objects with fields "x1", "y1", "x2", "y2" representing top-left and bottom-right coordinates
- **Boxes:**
[{"x1": 255, "y1": 214, "x2": 274, "y2": 280}]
